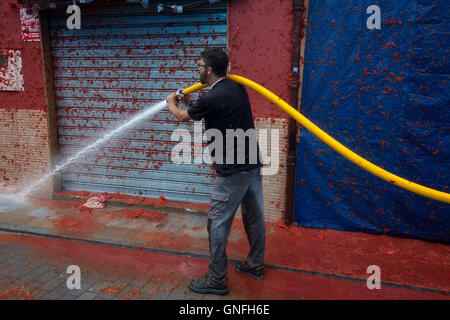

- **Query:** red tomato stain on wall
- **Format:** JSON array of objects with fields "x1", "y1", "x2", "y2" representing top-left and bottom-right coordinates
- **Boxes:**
[
  {"x1": 229, "y1": 0, "x2": 293, "y2": 119},
  {"x1": 0, "y1": 1, "x2": 47, "y2": 111}
]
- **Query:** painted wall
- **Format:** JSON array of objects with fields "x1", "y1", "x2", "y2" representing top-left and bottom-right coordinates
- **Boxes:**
[
  {"x1": 229, "y1": 0, "x2": 294, "y2": 119},
  {"x1": 0, "y1": 1, "x2": 47, "y2": 111},
  {"x1": 0, "y1": 1, "x2": 52, "y2": 197}
]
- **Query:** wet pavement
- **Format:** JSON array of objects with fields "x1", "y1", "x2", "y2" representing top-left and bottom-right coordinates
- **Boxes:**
[{"x1": 0, "y1": 195, "x2": 448, "y2": 300}]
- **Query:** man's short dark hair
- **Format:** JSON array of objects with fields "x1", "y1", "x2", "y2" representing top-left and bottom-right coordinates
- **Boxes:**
[{"x1": 200, "y1": 48, "x2": 228, "y2": 77}]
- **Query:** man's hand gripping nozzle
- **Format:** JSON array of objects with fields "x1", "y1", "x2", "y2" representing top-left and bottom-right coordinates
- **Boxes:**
[{"x1": 176, "y1": 89, "x2": 185, "y2": 101}]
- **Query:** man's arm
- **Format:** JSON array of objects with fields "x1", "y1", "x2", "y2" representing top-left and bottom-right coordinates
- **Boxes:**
[{"x1": 167, "y1": 92, "x2": 192, "y2": 122}]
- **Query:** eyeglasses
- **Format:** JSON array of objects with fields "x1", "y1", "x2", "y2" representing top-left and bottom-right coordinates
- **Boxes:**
[{"x1": 198, "y1": 64, "x2": 207, "y2": 68}]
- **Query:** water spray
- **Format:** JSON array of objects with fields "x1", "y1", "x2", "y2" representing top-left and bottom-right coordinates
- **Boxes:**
[
  {"x1": 10, "y1": 83, "x2": 205, "y2": 200},
  {"x1": 19, "y1": 99, "x2": 169, "y2": 198},
  {"x1": 13, "y1": 83, "x2": 207, "y2": 199}
]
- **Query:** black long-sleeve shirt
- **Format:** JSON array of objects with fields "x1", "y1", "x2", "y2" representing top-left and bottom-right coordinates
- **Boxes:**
[{"x1": 187, "y1": 78, "x2": 263, "y2": 176}]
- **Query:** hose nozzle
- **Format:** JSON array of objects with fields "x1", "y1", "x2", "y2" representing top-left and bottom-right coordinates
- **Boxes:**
[{"x1": 176, "y1": 89, "x2": 185, "y2": 100}]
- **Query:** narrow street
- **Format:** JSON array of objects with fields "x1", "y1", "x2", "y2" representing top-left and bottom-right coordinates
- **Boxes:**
[{"x1": 0, "y1": 197, "x2": 448, "y2": 300}]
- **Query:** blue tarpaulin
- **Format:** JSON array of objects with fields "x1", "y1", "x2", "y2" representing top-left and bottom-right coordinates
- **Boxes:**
[{"x1": 294, "y1": 0, "x2": 449, "y2": 243}]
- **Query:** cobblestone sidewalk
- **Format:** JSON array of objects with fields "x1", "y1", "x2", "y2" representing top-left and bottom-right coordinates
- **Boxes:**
[
  {"x1": 0, "y1": 231, "x2": 448, "y2": 300},
  {"x1": 0, "y1": 234, "x2": 215, "y2": 300}
]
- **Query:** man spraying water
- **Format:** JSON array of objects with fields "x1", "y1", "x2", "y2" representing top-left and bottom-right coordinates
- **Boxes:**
[{"x1": 167, "y1": 48, "x2": 266, "y2": 295}]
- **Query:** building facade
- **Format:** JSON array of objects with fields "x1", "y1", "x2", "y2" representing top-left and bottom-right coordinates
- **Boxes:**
[
  {"x1": 0, "y1": 0, "x2": 300, "y2": 223},
  {"x1": 1, "y1": 0, "x2": 448, "y2": 242}
]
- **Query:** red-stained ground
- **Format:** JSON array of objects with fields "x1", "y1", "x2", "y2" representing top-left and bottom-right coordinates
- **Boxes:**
[
  {"x1": 0, "y1": 232, "x2": 448, "y2": 300},
  {"x1": 0, "y1": 284, "x2": 35, "y2": 300},
  {"x1": 7, "y1": 195, "x2": 450, "y2": 297}
]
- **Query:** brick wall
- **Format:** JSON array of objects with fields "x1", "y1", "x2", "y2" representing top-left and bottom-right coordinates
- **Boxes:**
[
  {"x1": 0, "y1": 109, "x2": 53, "y2": 198},
  {"x1": 234, "y1": 117, "x2": 289, "y2": 223},
  {"x1": 0, "y1": 1, "x2": 53, "y2": 198}
]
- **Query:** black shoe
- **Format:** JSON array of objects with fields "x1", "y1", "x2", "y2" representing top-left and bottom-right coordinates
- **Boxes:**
[
  {"x1": 234, "y1": 261, "x2": 264, "y2": 280},
  {"x1": 188, "y1": 274, "x2": 228, "y2": 296}
]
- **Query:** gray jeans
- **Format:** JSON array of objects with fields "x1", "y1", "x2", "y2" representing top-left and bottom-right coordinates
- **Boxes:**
[{"x1": 207, "y1": 167, "x2": 265, "y2": 284}]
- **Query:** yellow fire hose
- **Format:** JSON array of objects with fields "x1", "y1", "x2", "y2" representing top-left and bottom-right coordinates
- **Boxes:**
[{"x1": 182, "y1": 74, "x2": 450, "y2": 204}]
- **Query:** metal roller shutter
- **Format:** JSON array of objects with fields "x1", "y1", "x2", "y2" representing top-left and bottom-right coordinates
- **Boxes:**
[{"x1": 48, "y1": 2, "x2": 227, "y2": 203}]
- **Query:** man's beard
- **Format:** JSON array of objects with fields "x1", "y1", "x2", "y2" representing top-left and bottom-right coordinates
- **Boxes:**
[{"x1": 200, "y1": 71, "x2": 208, "y2": 84}]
